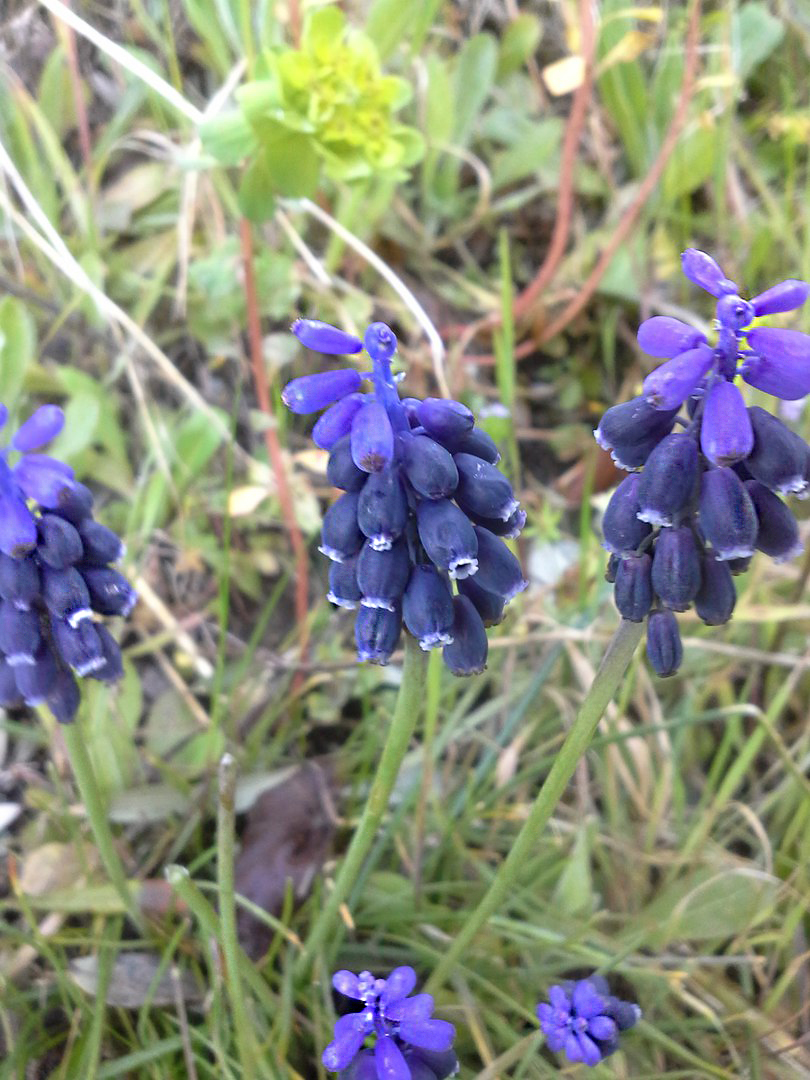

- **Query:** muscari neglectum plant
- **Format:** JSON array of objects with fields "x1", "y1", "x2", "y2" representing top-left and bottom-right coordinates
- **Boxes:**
[
  {"x1": 0, "y1": 403, "x2": 134, "y2": 721},
  {"x1": 290, "y1": 248, "x2": 808, "y2": 1068},
  {"x1": 597, "y1": 249, "x2": 810, "y2": 678}
]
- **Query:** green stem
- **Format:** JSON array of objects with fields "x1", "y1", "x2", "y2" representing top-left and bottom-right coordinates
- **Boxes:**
[
  {"x1": 217, "y1": 753, "x2": 260, "y2": 1076},
  {"x1": 297, "y1": 635, "x2": 429, "y2": 974},
  {"x1": 426, "y1": 619, "x2": 643, "y2": 993},
  {"x1": 61, "y1": 722, "x2": 141, "y2": 929}
]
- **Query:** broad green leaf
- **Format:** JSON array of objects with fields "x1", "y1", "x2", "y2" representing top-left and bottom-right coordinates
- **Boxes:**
[
  {"x1": 199, "y1": 111, "x2": 257, "y2": 165},
  {"x1": 236, "y1": 77, "x2": 284, "y2": 128},
  {"x1": 551, "y1": 824, "x2": 595, "y2": 917},
  {"x1": 735, "y1": 2, "x2": 785, "y2": 81},
  {"x1": 425, "y1": 55, "x2": 454, "y2": 145},
  {"x1": 173, "y1": 409, "x2": 224, "y2": 484},
  {"x1": 662, "y1": 123, "x2": 718, "y2": 201},
  {"x1": 259, "y1": 128, "x2": 320, "y2": 197},
  {"x1": 492, "y1": 117, "x2": 563, "y2": 189},
  {"x1": 238, "y1": 154, "x2": 278, "y2": 223},
  {"x1": 0, "y1": 296, "x2": 36, "y2": 410},
  {"x1": 644, "y1": 868, "x2": 778, "y2": 946},
  {"x1": 453, "y1": 34, "x2": 499, "y2": 147},
  {"x1": 48, "y1": 392, "x2": 100, "y2": 461},
  {"x1": 497, "y1": 14, "x2": 543, "y2": 78}
]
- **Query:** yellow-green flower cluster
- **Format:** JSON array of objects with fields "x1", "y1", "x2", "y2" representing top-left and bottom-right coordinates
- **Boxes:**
[{"x1": 202, "y1": 6, "x2": 423, "y2": 219}]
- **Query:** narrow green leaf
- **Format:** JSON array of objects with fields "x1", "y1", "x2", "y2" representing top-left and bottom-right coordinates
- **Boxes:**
[{"x1": 0, "y1": 296, "x2": 36, "y2": 410}]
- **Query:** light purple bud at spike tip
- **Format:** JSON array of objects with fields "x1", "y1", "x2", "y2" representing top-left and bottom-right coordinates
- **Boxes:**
[
  {"x1": 700, "y1": 380, "x2": 753, "y2": 466},
  {"x1": 281, "y1": 368, "x2": 363, "y2": 414},
  {"x1": 750, "y1": 279, "x2": 810, "y2": 316},
  {"x1": 11, "y1": 405, "x2": 65, "y2": 452},
  {"x1": 364, "y1": 321, "x2": 397, "y2": 363},
  {"x1": 742, "y1": 327, "x2": 810, "y2": 400},
  {"x1": 637, "y1": 316, "x2": 706, "y2": 358},
  {"x1": 291, "y1": 318, "x2": 363, "y2": 354},
  {"x1": 642, "y1": 344, "x2": 713, "y2": 409},
  {"x1": 681, "y1": 248, "x2": 737, "y2": 297}
]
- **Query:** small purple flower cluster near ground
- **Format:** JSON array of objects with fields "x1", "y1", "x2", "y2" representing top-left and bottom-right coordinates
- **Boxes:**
[
  {"x1": 596, "y1": 249, "x2": 810, "y2": 676},
  {"x1": 321, "y1": 966, "x2": 640, "y2": 1074},
  {"x1": 322, "y1": 967, "x2": 457, "y2": 1080},
  {"x1": 537, "y1": 976, "x2": 641, "y2": 1067},
  {"x1": 0, "y1": 404, "x2": 135, "y2": 722},
  {"x1": 282, "y1": 319, "x2": 527, "y2": 674}
]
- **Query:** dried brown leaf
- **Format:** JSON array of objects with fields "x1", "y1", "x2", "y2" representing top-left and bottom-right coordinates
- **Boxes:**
[{"x1": 234, "y1": 762, "x2": 335, "y2": 960}]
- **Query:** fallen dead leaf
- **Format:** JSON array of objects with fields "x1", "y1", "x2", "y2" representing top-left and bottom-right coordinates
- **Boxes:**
[
  {"x1": 70, "y1": 952, "x2": 204, "y2": 1007},
  {"x1": 234, "y1": 762, "x2": 336, "y2": 959}
]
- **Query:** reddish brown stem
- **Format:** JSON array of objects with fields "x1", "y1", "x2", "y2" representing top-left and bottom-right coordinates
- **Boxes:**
[
  {"x1": 239, "y1": 218, "x2": 310, "y2": 672},
  {"x1": 537, "y1": 0, "x2": 703, "y2": 345}
]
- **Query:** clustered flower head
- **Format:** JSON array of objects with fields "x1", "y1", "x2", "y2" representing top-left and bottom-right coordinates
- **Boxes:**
[
  {"x1": 0, "y1": 404, "x2": 135, "y2": 722},
  {"x1": 322, "y1": 966, "x2": 457, "y2": 1079},
  {"x1": 596, "y1": 250, "x2": 810, "y2": 677},
  {"x1": 282, "y1": 318, "x2": 527, "y2": 674},
  {"x1": 537, "y1": 976, "x2": 641, "y2": 1067}
]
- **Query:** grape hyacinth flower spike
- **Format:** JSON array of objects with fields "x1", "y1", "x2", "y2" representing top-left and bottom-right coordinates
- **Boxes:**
[
  {"x1": 537, "y1": 976, "x2": 641, "y2": 1067},
  {"x1": 283, "y1": 318, "x2": 527, "y2": 673},
  {"x1": 0, "y1": 404, "x2": 135, "y2": 722},
  {"x1": 322, "y1": 966, "x2": 457, "y2": 1080},
  {"x1": 596, "y1": 250, "x2": 810, "y2": 677}
]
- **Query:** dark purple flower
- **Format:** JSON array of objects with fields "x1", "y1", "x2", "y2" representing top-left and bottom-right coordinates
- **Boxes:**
[
  {"x1": 416, "y1": 399, "x2": 474, "y2": 444},
  {"x1": 744, "y1": 481, "x2": 803, "y2": 563},
  {"x1": 636, "y1": 433, "x2": 699, "y2": 527},
  {"x1": 453, "y1": 454, "x2": 518, "y2": 523},
  {"x1": 323, "y1": 966, "x2": 456, "y2": 1079},
  {"x1": 650, "y1": 525, "x2": 701, "y2": 613},
  {"x1": 354, "y1": 605, "x2": 402, "y2": 665},
  {"x1": 537, "y1": 976, "x2": 640, "y2": 1067},
  {"x1": 699, "y1": 380, "x2": 752, "y2": 466},
  {"x1": 402, "y1": 566, "x2": 455, "y2": 651},
  {"x1": 694, "y1": 555, "x2": 736, "y2": 626},
  {"x1": 401, "y1": 435, "x2": 458, "y2": 500},
  {"x1": 646, "y1": 609, "x2": 683, "y2": 677},
  {"x1": 613, "y1": 554, "x2": 653, "y2": 623},
  {"x1": 442, "y1": 594, "x2": 488, "y2": 676},
  {"x1": 601, "y1": 474, "x2": 651, "y2": 557}
]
